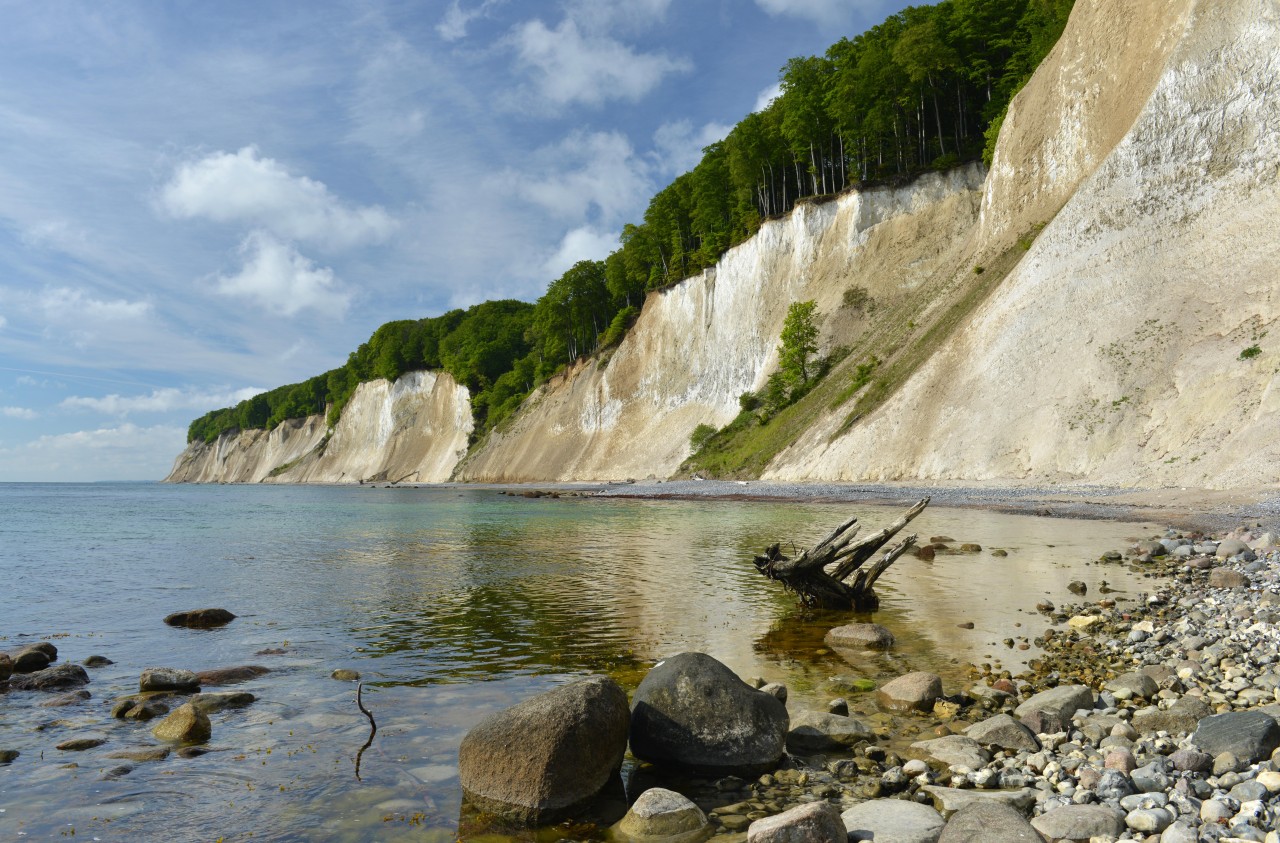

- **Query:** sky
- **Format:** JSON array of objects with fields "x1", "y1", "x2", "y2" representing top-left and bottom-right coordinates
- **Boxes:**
[{"x1": 0, "y1": 0, "x2": 912, "y2": 482}]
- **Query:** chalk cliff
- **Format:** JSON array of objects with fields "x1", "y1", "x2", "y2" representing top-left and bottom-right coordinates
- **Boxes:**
[
  {"x1": 166, "y1": 370, "x2": 471, "y2": 483},
  {"x1": 172, "y1": 0, "x2": 1280, "y2": 491},
  {"x1": 456, "y1": 165, "x2": 985, "y2": 481},
  {"x1": 767, "y1": 0, "x2": 1280, "y2": 488}
]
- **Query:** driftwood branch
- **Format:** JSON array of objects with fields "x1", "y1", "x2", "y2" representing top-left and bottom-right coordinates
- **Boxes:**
[
  {"x1": 754, "y1": 498, "x2": 928, "y2": 610},
  {"x1": 354, "y1": 682, "x2": 377, "y2": 780}
]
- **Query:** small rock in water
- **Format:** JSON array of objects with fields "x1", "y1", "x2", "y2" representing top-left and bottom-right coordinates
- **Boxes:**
[
  {"x1": 1068, "y1": 581, "x2": 1087, "y2": 595},
  {"x1": 139, "y1": 667, "x2": 199, "y2": 693},
  {"x1": 0, "y1": 750, "x2": 19, "y2": 764},
  {"x1": 40, "y1": 689, "x2": 92, "y2": 707},
  {"x1": 56, "y1": 737, "x2": 106, "y2": 751},
  {"x1": 786, "y1": 711, "x2": 874, "y2": 752},
  {"x1": 331, "y1": 669, "x2": 361, "y2": 681},
  {"x1": 164, "y1": 608, "x2": 236, "y2": 628},
  {"x1": 106, "y1": 747, "x2": 170, "y2": 763},
  {"x1": 195, "y1": 665, "x2": 269, "y2": 686},
  {"x1": 759, "y1": 682, "x2": 787, "y2": 703},
  {"x1": 876, "y1": 672, "x2": 943, "y2": 713},
  {"x1": 8, "y1": 663, "x2": 90, "y2": 691},
  {"x1": 827, "y1": 698, "x2": 849, "y2": 716},
  {"x1": 825, "y1": 622, "x2": 895, "y2": 651},
  {"x1": 191, "y1": 692, "x2": 256, "y2": 714},
  {"x1": 611, "y1": 787, "x2": 710, "y2": 843},
  {"x1": 82, "y1": 655, "x2": 113, "y2": 668},
  {"x1": 152, "y1": 703, "x2": 212, "y2": 744}
]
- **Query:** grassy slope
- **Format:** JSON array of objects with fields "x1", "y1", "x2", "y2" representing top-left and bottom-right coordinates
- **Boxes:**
[{"x1": 681, "y1": 234, "x2": 1034, "y2": 479}]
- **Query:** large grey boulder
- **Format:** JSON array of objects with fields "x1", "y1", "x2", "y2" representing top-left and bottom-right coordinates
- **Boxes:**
[
  {"x1": 1191, "y1": 710, "x2": 1280, "y2": 764},
  {"x1": 459, "y1": 675, "x2": 630, "y2": 824},
  {"x1": 876, "y1": 672, "x2": 943, "y2": 713},
  {"x1": 749, "y1": 802, "x2": 845, "y2": 843},
  {"x1": 630, "y1": 653, "x2": 788, "y2": 775},
  {"x1": 611, "y1": 788, "x2": 711, "y2": 843},
  {"x1": 937, "y1": 802, "x2": 1041, "y2": 843},
  {"x1": 786, "y1": 711, "x2": 874, "y2": 752},
  {"x1": 825, "y1": 623, "x2": 895, "y2": 651},
  {"x1": 842, "y1": 799, "x2": 944, "y2": 843},
  {"x1": 964, "y1": 714, "x2": 1040, "y2": 753},
  {"x1": 7, "y1": 663, "x2": 89, "y2": 691},
  {"x1": 1014, "y1": 684, "x2": 1093, "y2": 731},
  {"x1": 1030, "y1": 804, "x2": 1125, "y2": 841}
]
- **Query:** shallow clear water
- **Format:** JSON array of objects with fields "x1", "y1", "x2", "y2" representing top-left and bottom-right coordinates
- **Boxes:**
[{"x1": 0, "y1": 483, "x2": 1162, "y2": 841}]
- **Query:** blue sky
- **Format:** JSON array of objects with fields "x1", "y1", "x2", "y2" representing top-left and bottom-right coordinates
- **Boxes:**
[{"x1": 0, "y1": 0, "x2": 910, "y2": 481}]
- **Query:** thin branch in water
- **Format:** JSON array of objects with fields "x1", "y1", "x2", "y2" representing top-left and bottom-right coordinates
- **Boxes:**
[{"x1": 355, "y1": 681, "x2": 377, "y2": 780}]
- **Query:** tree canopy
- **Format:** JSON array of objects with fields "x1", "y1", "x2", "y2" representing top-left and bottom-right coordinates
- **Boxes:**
[{"x1": 188, "y1": 0, "x2": 1075, "y2": 447}]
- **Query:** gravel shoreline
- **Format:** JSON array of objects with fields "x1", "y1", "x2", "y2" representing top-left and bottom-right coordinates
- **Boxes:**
[
  {"x1": 580, "y1": 480, "x2": 1280, "y2": 535},
  {"x1": 654, "y1": 522, "x2": 1280, "y2": 842}
]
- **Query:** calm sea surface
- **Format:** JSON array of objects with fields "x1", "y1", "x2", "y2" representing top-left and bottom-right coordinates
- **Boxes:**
[{"x1": 0, "y1": 483, "x2": 1162, "y2": 841}]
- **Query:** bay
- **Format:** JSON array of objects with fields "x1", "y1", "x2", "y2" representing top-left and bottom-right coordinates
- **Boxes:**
[{"x1": 0, "y1": 483, "x2": 1159, "y2": 840}]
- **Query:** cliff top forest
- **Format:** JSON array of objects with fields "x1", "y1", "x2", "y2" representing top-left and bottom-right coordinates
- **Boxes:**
[{"x1": 186, "y1": 0, "x2": 1074, "y2": 447}]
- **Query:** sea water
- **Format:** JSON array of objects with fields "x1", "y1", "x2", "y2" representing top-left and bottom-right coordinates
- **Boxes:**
[{"x1": 0, "y1": 483, "x2": 1161, "y2": 840}]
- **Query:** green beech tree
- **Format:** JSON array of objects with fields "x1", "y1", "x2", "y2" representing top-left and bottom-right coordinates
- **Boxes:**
[{"x1": 778, "y1": 301, "x2": 820, "y2": 387}]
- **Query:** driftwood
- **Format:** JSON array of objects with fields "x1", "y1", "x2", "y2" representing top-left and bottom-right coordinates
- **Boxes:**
[
  {"x1": 754, "y1": 497, "x2": 929, "y2": 610},
  {"x1": 354, "y1": 682, "x2": 377, "y2": 780}
]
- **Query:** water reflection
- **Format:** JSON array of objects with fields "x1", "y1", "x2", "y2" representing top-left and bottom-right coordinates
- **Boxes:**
[{"x1": 0, "y1": 485, "x2": 1161, "y2": 840}]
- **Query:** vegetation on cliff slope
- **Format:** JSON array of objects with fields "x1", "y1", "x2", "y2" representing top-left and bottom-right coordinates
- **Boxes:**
[{"x1": 188, "y1": 0, "x2": 1074, "y2": 446}]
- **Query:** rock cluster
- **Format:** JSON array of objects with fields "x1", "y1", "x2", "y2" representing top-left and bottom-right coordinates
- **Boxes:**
[{"x1": 0, "y1": 610, "x2": 272, "y2": 775}]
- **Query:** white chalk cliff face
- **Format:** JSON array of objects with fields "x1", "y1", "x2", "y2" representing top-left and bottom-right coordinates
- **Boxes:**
[
  {"x1": 166, "y1": 371, "x2": 471, "y2": 483},
  {"x1": 767, "y1": 0, "x2": 1280, "y2": 489},
  {"x1": 456, "y1": 167, "x2": 986, "y2": 482},
  {"x1": 171, "y1": 0, "x2": 1279, "y2": 490}
]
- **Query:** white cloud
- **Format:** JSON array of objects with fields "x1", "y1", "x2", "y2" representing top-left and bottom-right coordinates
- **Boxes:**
[
  {"x1": 754, "y1": 0, "x2": 874, "y2": 26},
  {"x1": 505, "y1": 130, "x2": 653, "y2": 225},
  {"x1": 437, "y1": 0, "x2": 503, "y2": 41},
  {"x1": 160, "y1": 146, "x2": 397, "y2": 250},
  {"x1": 61, "y1": 385, "x2": 263, "y2": 417},
  {"x1": 542, "y1": 226, "x2": 619, "y2": 277},
  {"x1": 0, "y1": 423, "x2": 187, "y2": 482},
  {"x1": 0, "y1": 313, "x2": 6, "y2": 330},
  {"x1": 653, "y1": 120, "x2": 733, "y2": 177},
  {"x1": 213, "y1": 231, "x2": 351, "y2": 318},
  {"x1": 2, "y1": 406, "x2": 37, "y2": 420},
  {"x1": 507, "y1": 19, "x2": 691, "y2": 109},
  {"x1": 36, "y1": 287, "x2": 151, "y2": 323},
  {"x1": 754, "y1": 82, "x2": 782, "y2": 113}
]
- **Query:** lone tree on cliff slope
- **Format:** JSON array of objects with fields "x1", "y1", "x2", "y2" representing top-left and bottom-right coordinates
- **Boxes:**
[{"x1": 779, "y1": 300, "x2": 819, "y2": 387}]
